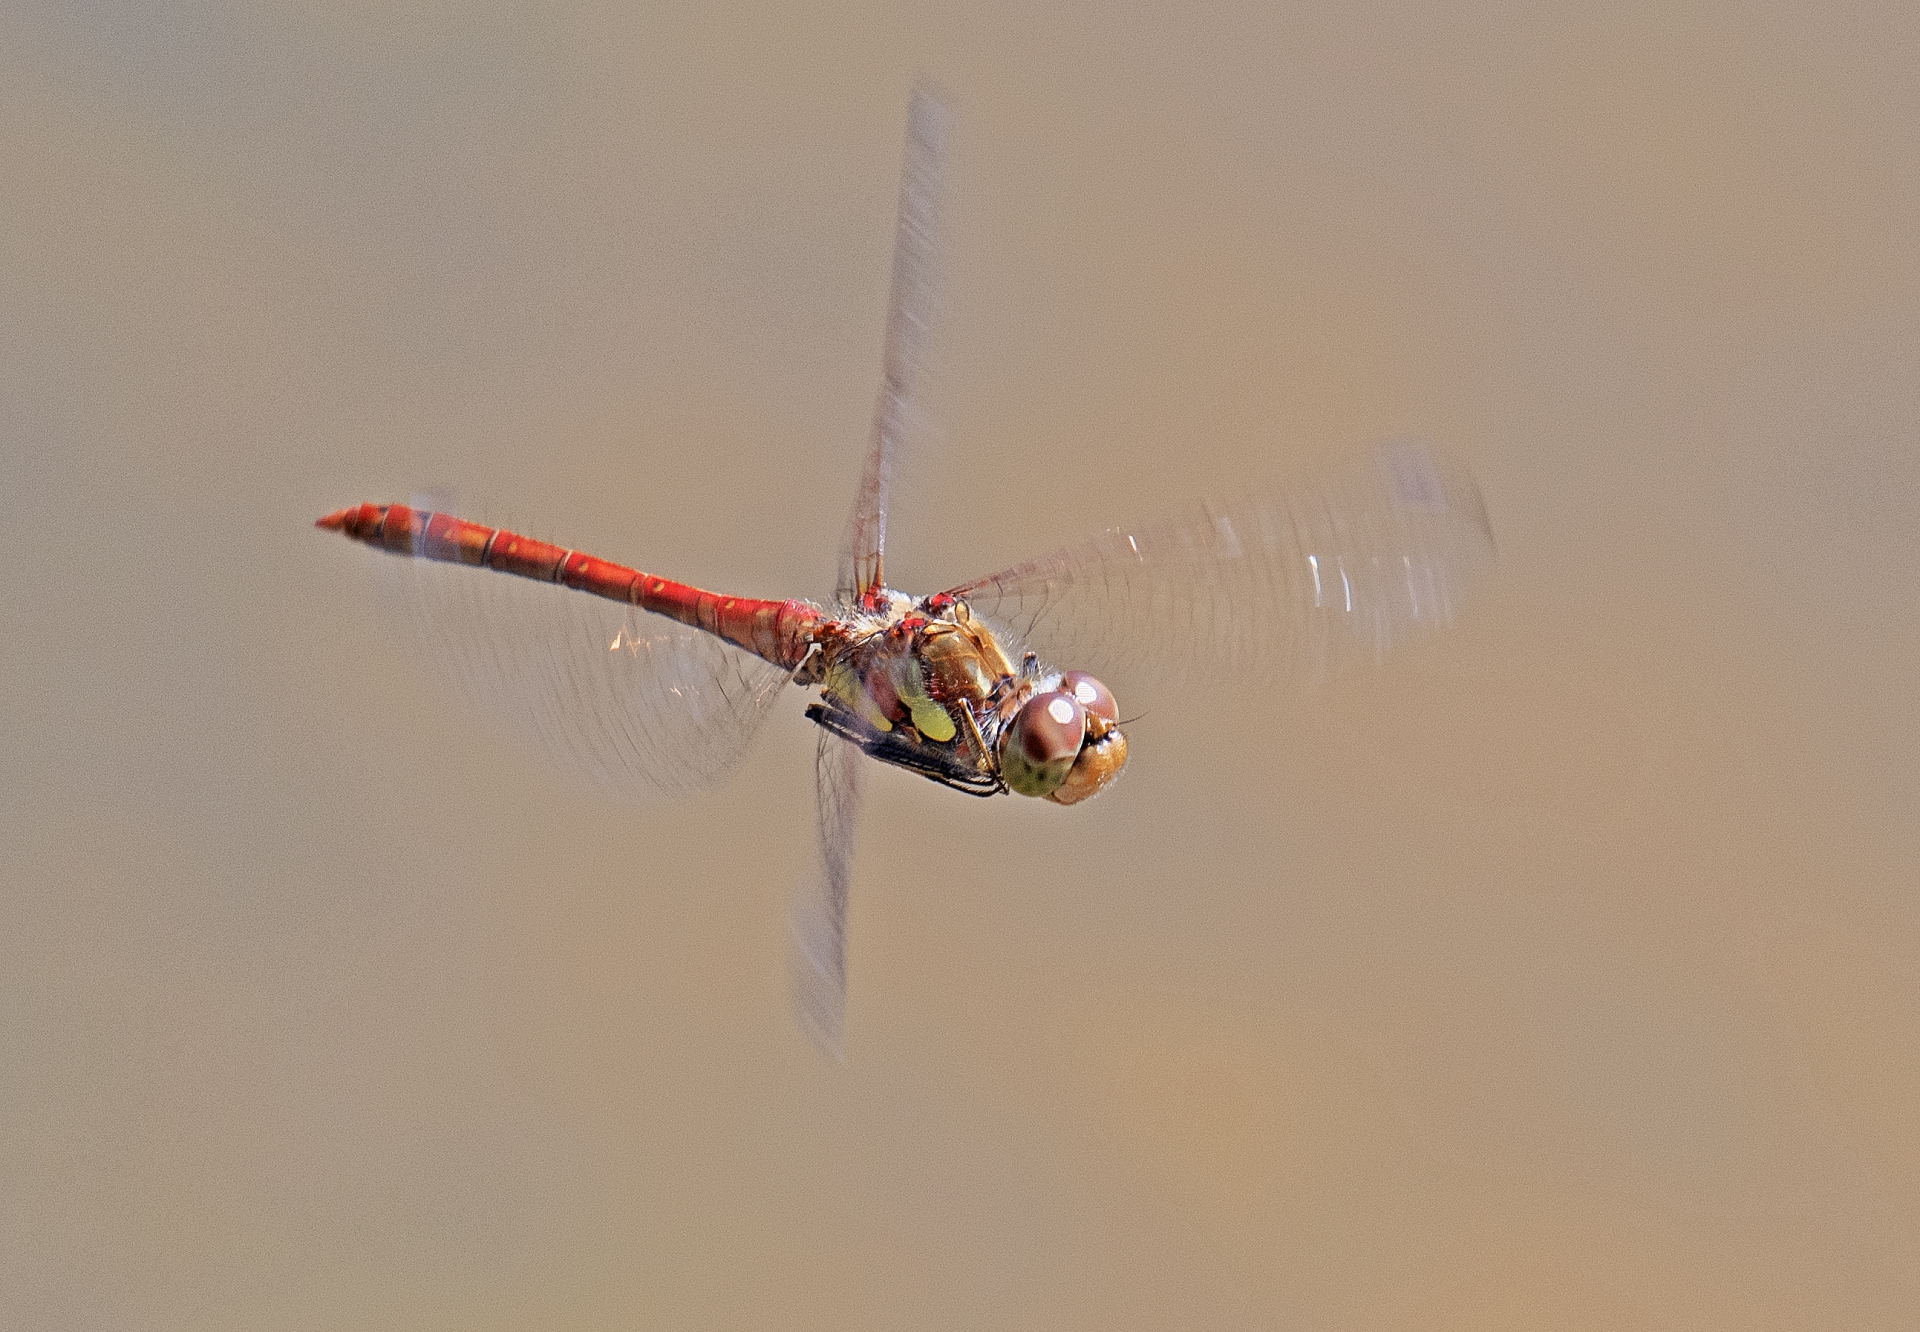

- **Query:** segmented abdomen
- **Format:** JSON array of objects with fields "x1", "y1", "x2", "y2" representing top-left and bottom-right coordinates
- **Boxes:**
[{"x1": 318, "y1": 502, "x2": 822, "y2": 670}]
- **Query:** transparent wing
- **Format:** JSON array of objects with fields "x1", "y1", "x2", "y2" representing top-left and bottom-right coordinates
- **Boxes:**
[
  {"x1": 946, "y1": 440, "x2": 1496, "y2": 694},
  {"x1": 789, "y1": 732, "x2": 865, "y2": 1057},
  {"x1": 379, "y1": 554, "x2": 791, "y2": 801},
  {"x1": 837, "y1": 82, "x2": 951, "y2": 605}
]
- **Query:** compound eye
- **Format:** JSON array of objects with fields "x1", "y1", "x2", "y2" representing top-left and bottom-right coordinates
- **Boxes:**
[
  {"x1": 1000, "y1": 690, "x2": 1086, "y2": 797},
  {"x1": 1060, "y1": 671, "x2": 1118, "y2": 724}
]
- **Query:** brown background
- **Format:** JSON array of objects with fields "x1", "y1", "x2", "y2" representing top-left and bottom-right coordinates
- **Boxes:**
[{"x1": 6, "y1": 3, "x2": 1918, "y2": 1327}]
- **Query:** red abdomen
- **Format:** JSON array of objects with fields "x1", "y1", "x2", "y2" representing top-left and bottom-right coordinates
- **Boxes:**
[{"x1": 317, "y1": 502, "x2": 822, "y2": 670}]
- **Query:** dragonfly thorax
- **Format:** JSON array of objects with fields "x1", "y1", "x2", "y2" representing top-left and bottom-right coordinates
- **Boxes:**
[{"x1": 807, "y1": 593, "x2": 1128, "y2": 803}]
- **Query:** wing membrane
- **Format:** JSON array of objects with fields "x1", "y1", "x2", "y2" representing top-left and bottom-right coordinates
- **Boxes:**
[
  {"x1": 946, "y1": 441, "x2": 1495, "y2": 693},
  {"x1": 790, "y1": 732, "x2": 866, "y2": 1057},
  {"x1": 837, "y1": 83, "x2": 951, "y2": 605},
  {"x1": 380, "y1": 554, "x2": 791, "y2": 800}
]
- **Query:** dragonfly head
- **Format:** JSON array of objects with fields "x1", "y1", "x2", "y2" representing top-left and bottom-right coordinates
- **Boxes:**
[{"x1": 999, "y1": 670, "x2": 1128, "y2": 804}]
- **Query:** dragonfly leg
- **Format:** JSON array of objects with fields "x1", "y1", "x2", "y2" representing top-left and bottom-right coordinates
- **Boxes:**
[{"x1": 803, "y1": 698, "x2": 1002, "y2": 797}]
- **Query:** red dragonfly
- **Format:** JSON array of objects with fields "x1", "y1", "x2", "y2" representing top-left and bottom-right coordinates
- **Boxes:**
[{"x1": 318, "y1": 87, "x2": 1494, "y2": 1052}]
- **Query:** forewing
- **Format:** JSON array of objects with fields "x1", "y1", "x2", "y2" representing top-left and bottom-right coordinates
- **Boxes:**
[
  {"x1": 789, "y1": 732, "x2": 865, "y2": 1057},
  {"x1": 947, "y1": 441, "x2": 1495, "y2": 693},
  {"x1": 379, "y1": 552, "x2": 791, "y2": 801},
  {"x1": 837, "y1": 83, "x2": 951, "y2": 605}
]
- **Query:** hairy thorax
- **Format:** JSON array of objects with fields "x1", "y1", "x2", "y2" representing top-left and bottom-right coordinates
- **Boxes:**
[
  {"x1": 803, "y1": 592, "x2": 1126, "y2": 803},
  {"x1": 815, "y1": 593, "x2": 1017, "y2": 771}
]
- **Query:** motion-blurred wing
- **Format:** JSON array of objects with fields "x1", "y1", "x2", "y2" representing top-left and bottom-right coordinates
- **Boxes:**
[
  {"x1": 381, "y1": 552, "x2": 790, "y2": 801},
  {"x1": 790, "y1": 732, "x2": 866, "y2": 1057},
  {"x1": 946, "y1": 441, "x2": 1495, "y2": 693},
  {"x1": 837, "y1": 83, "x2": 951, "y2": 606}
]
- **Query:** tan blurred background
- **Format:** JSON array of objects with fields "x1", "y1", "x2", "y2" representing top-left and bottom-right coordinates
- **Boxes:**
[{"x1": 5, "y1": 2, "x2": 1917, "y2": 1327}]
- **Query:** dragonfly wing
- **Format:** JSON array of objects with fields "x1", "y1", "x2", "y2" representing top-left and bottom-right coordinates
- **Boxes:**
[
  {"x1": 946, "y1": 440, "x2": 1496, "y2": 693},
  {"x1": 790, "y1": 731, "x2": 865, "y2": 1057},
  {"x1": 380, "y1": 553, "x2": 792, "y2": 801},
  {"x1": 837, "y1": 82, "x2": 951, "y2": 605}
]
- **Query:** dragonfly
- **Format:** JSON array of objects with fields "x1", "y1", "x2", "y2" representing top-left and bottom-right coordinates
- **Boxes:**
[{"x1": 317, "y1": 86, "x2": 1495, "y2": 1054}]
